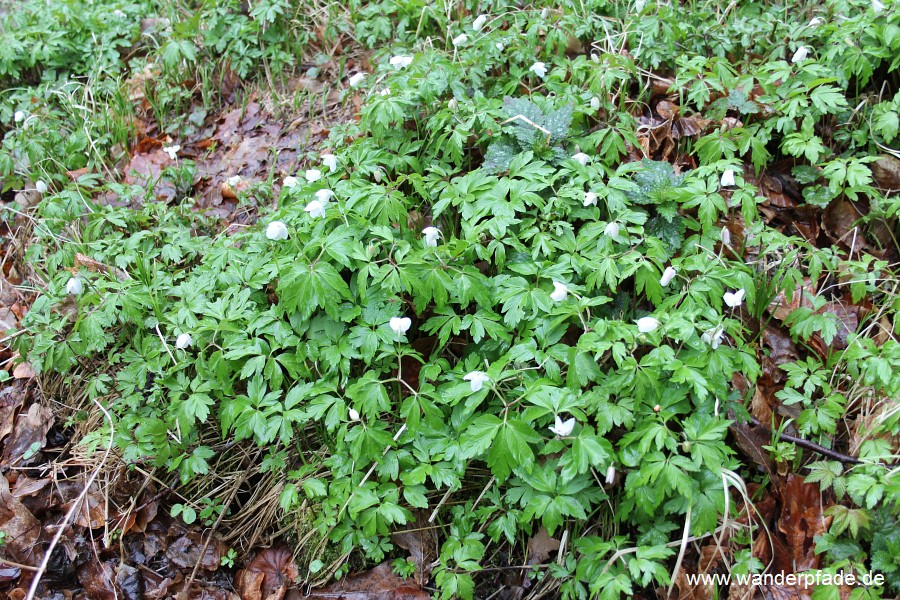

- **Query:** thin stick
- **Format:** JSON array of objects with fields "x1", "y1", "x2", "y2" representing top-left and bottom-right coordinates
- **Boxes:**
[
  {"x1": 25, "y1": 399, "x2": 114, "y2": 600},
  {"x1": 748, "y1": 417, "x2": 861, "y2": 464}
]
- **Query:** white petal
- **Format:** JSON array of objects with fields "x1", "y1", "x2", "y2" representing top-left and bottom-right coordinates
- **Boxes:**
[
  {"x1": 473, "y1": 14, "x2": 488, "y2": 31},
  {"x1": 791, "y1": 46, "x2": 809, "y2": 63},
  {"x1": 550, "y1": 281, "x2": 568, "y2": 302},
  {"x1": 550, "y1": 416, "x2": 575, "y2": 437},
  {"x1": 227, "y1": 175, "x2": 242, "y2": 187},
  {"x1": 721, "y1": 226, "x2": 732, "y2": 246},
  {"x1": 808, "y1": 17, "x2": 824, "y2": 26},
  {"x1": 348, "y1": 408, "x2": 360, "y2": 421},
  {"x1": 266, "y1": 221, "x2": 289, "y2": 240},
  {"x1": 14, "y1": 111, "x2": 25, "y2": 123},
  {"x1": 348, "y1": 72, "x2": 366, "y2": 87},
  {"x1": 389, "y1": 55, "x2": 413, "y2": 69},
  {"x1": 590, "y1": 97, "x2": 601, "y2": 111},
  {"x1": 583, "y1": 192, "x2": 598, "y2": 207},
  {"x1": 162, "y1": 145, "x2": 180, "y2": 160},
  {"x1": 604, "y1": 222, "x2": 620, "y2": 238},
  {"x1": 529, "y1": 61, "x2": 547, "y2": 78},
  {"x1": 636, "y1": 316, "x2": 660, "y2": 333},
  {"x1": 321, "y1": 154, "x2": 338, "y2": 172},
  {"x1": 66, "y1": 277, "x2": 83, "y2": 295},
  {"x1": 175, "y1": 333, "x2": 193, "y2": 349},
  {"x1": 873, "y1": 0, "x2": 885, "y2": 13},
  {"x1": 452, "y1": 33, "x2": 468, "y2": 47},
  {"x1": 423, "y1": 226, "x2": 441, "y2": 247},
  {"x1": 304, "y1": 200, "x2": 326, "y2": 218},
  {"x1": 305, "y1": 169, "x2": 322, "y2": 182},
  {"x1": 723, "y1": 288, "x2": 746, "y2": 308},
  {"x1": 605, "y1": 464, "x2": 617, "y2": 484},
  {"x1": 495, "y1": 42, "x2": 504, "y2": 51},
  {"x1": 389, "y1": 316, "x2": 412, "y2": 337},
  {"x1": 720, "y1": 169, "x2": 736, "y2": 187},
  {"x1": 35, "y1": 180, "x2": 48, "y2": 194},
  {"x1": 660, "y1": 266, "x2": 677, "y2": 286},
  {"x1": 463, "y1": 371, "x2": 489, "y2": 392},
  {"x1": 315, "y1": 188, "x2": 334, "y2": 202},
  {"x1": 571, "y1": 152, "x2": 590, "y2": 166},
  {"x1": 283, "y1": 176, "x2": 298, "y2": 188}
]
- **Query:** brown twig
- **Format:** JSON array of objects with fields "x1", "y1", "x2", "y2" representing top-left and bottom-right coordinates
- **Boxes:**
[{"x1": 748, "y1": 416, "x2": 861, "y2": 464}]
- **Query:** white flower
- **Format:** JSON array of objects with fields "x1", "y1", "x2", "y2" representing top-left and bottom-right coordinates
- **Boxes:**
[
  {"x1": 723, "y1": 288, "x2": 745, "y2": 308},
  {"x1": 266, "y1": 221, "x2": 289, "y2": 240},
  {"x1": 660, "y1": 266, "x2": 677, "y2": 287},
  {"x1": 423, "y1": 226, "x2": 441, "y2": 247},
  {"x1": 550, "y1": 281, "x2": 568, "y2": 302},
  {"x1": 305, "y1": 169, "x2": 322, "y2": 182},
  {"x1": 873, "y1": 0, "x2": 885, "y2": 13},
  {"x1": 549, "y1": 415, "x2": 575, "y2": 437},
  {"x1": 591, "y1": 53, "x2": 600, "y2": 63},
  {"x1": 463, "y1": 370, "x2": 490, "y2": 392},
  {"x1": 448, "y1": 98, "x2": 458, "y2": 111},
  {"x1": 389, "y1": 55, "x2": 413, "y2": 70},
  {"x1": 315, "y1": 189, "x2": 334, "y2": 203},
  {"x1": 495, "y1": 42, "x2": 504, "y2": 51},
  {"x1": 304, "y1": 199, "x2": 327, "y2": 218},
  {"x1": 373, "y1": 169, "x2": 383, "y2": 183},
  {"x1": 636, "y1": 316, "x2": 660, "y2": 333},
  {"x1": 473, "y1": 14, "x2": 488, "y2": 31},
  {"x1": 701, "y1": 325, "x2": 725, "y2": 350},
  {"x1": 162, "y1": 145, "x2": 180, "y2": 160},
  {"x1": 389, "y1": 316, "x2": 412, "y2": 338},
  {"x1": 791, "y1": 46, "x2": 809, "y2": 64},
  {"x1": 571, "y1": 152, "x2": 590, "y2": 166},
  {"x1": 321, "y1": 153, "x2": 338, "y2": 172},
  {"x1": 348, "y1": 72, "x2": 366, "y2": 87},
  {"x1": 634, "y1": 0, "x2": 646, "y2": 12},
  {"x1": 35, "y1": 180, "x2": 48, "y2": 194},
  {"x1": 720, "y1": 169, "x2": 736, "y2": 187},
  {"x1": 604, "y1": 221, "x2": 620, "y2": 239},
  {"x1": 583, "y1": 191, "x2": 598, "y2": 207},
  {"x1": 66, "y1": 277, "x2": 83, "y2": 295},
  {"x1": 808, "y1": 17, "x2": 824, "y2": 26},
  {"x1": 283, "y1": 176, "x2": 298, "y2": 188},
  {"x1": 721, "y1": 226, "x2": 732, "y2": 247},
  {"x1": 175, "y1": 333, "x2": 193, "y2": 349},
  {"x1": 14, "y1": 110, "x2": 25, "y2": 123},
  {"x1": 227, "y1": 175, "x2": 242, "y2": 187},
  {"x1": 348, "y1": 408, "x2": 360, "y2": 421},
  {"x1": 379, "y1": 88, "x2": 392, "y2": 96},
  {"x1": 541, "y1": 7, "x2": 549, "y2": 18},
  {"x1": 590, "y1": 97, "x2": 601, "y2": 111},
  {"x1": 605, "y1": 464, "x2": 617, "y2": 484},
  {"x1": 452, "y1": 33, "x2": 468, "y2": 47},
  {"x1": 529, "y1": 61, "x2": 547, "y2": 78}
]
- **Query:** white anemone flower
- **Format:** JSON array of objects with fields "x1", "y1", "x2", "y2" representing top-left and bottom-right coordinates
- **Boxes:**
[
  {"x1": 634, "y1": 0, "x2": 646, "y2": 12},
  {"x1": 660, "y1": 266, "x2": 677, "y2": 287},
  {"x1": 380, "y1": 88, "x2": 392, "y2": 96},
  {"x1": 571, "y1": 152, "x2": 590, "y2": 166},
  {"x1": 873, "y1": 0, "x2": 885, "y2": 13},
  {"x1": 495, "y1": 42, "x2": 504, "y2": 51},
  {"x1": 791, "y1": 46, "x2": 809, "y2": 63},
  {"x1": 389, "y1": 316, "x2": 412, "y2": 338},
  {"x1": 720, "y1": 169, "x2": 736, "y2": 187},
  {"x1": 315, "y1": 188, "x2": 334, "y2": 202},
  {"x1": 321, "y1": 153, "x2": 338, "y2": 172},
  {"x1": 283, "y1": 176, "x2": 298, "y2": 188},
  {"x1": 473, "y1": 14, "x2": 488, "y2": 31},
  {"x1": 463, "y1": 370, "x2": 490, "y2": 392},
  {"x1": 390, "y1": 55, "x2": 413, "y2": 70},
  {"x1": 14, "y1": 110, "x2": 25, "y2": 123},
  {"x1": 590, "y1": 97, "x2": 601, "y2": 111},
  {"x1": 452, "y1": 33, "x2": 468, "y2": 47},
  {"x1": 636, "y1": 316, "x2": 660, "y2": 333},
  {"x1": 549, "y1": 415, "x2": 575, "y2": 437},
  {"x1": 583, "y1": 191, "x2": 598, "y2": 207},
  {"x1": 423, "y1": 226, "x2": 441, "y2": 247},
  {"x1": 348, "y1": 408, "x2": 360, "y2": 421},
  {"x1": 348, "y1": 72, "x2": 366, "y2": 87},
  {"x1": 529, "y1": 61, "x2": 547, "y2": 78},
  {"x1": 162, "y1": 145, "x2": 180, "y2": 160},
  {"x1": 304, "y1": 200, "x2": 327, "y2": 218},
  {"x1": 175, "y1": 333, "x2": 193, "y2": 350},
  {"x1": 227, "y1": 175, "x2": 242, "y2": 187},
  {"x1": 66, "y1": 277, "x2": 83, "y2": 295},
  {"x1": 605, "y1": 464, "x2": 617, "y2": 484},
  {"x1": 550, "y1": 281, "x2": 568, "y2": 302},
  {"x1": 724, "y1": 288, "x2": 746, "y2": 308},
  {"x1": 721, "y1": 226, "x2": 732, "y2": 247},
  {"x1": 305, "y1": 169, "x2": 322, "y2": 183},
  {"x1": 604, "y1": 221, "x2": 620, "y2": 239},
  {"x1": 35, "y1": 180, "x2": 48, "y2": 194},
  {"x1": 701, "y1": 325, "x2": 725, "y2": 350},
  {"x1": 808, "y1": 17, "x2": 824, "y2": 26},
  {"x1": 266, "y1": 221, "x2": 289, "y2": 240},
  {"x1": 448, "y1": 98, "x2": 459, "y2": 111}
]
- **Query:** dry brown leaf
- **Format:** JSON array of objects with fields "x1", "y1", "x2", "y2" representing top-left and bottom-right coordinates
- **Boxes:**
[
  {"x1": 777, "y1": 474, "x2": 831, "y2": 572},
  {"x1": 166, "y1": 531, "x2": 227, "y2": 571},
  {"x1": 288, "y1": 563, "x2": 429, "y2": 600},
  {"x1": 872, "y1": 154, "x2": 900, "y2": 191},
  {"x1": 526, "y1": 527, "x2": 560, "y2": 565},
  {"x1": 0, "y1": 402, "x2": 53, "y2": 467},
  {"x1": 391, "y1": 512, "x2": 437, "y2": 587},
  {"x1": 0, "y1": 476, "x2": 41, "y2": 563},
  {"x1": 235, "y1": 546, "x2": 299, "y2": 600}
]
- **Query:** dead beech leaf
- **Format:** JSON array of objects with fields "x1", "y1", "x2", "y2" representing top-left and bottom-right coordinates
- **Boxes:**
[
  {"x1": 166, "y1": 531, "x2": 227, "y2": 571},
  {"x1": 289, "y1": 563, "x2": 429, "y2": 600},
  {"x1": 0, "y1": 402, "x2": 53, "y2": 467},
  {"x1": 761, "y1": 327, "x2": 798, "y2": 384},
  {"x1": 62, "y1": 480, "x2": 107, "y2": 529},
  {"x1": 236, "y1": 546, "x2": 299, "y2": 600},
  {"x1": 872, "y1": 154, "x2": 900, "y2": 191},
  {"x1": 391, "y1": 512, "x2": 437, "y2": 587},
  {"x1": 526, "y1": 527, "x2": 560, "y2": 565},
  {"x1": 0, "y1": 384, "x2": 25, "y2": 444},
  {"x1": 777, "y1": 474, "x2": 831, "y2": 572},
  {"x1": 77, "y1": 560, "x2": 117, "y2": 600},
  {"x1": 822, "y1": 301, "x2": 858, "y2": 350},
  {"x1": 12, "y1": 362, "x2": 35, "y2": 380},
  {"x1": 0, "y1": 476, "x2": 41, "y2": 563},
  {"x1": 75, "y1": 253, "x2": 130, "y2": 281},
  {"x1": 728, "y1": 411, "x2": 777, "y2": 483}
]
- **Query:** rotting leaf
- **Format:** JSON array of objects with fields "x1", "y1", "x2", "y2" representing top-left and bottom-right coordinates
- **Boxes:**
[
  {"x1": 235, "y1": 546, "x2": 299, "y2": 600},
  {"x1": 525, "y1": 526, "x2": 560, "y2": 566},
  {"x1": 0, "y1": 402, "x2": 53, "y2": 467},
  {"x1": 390, "y1": 511, "x2": 437, "y2": 587},
  {"x1": 166, "y1": 531, "x2": 227, "y2": 571},
  {"x1": 288, "y1": 563, "x2": 429, "y2": 600},
  {"x1": 0, "y1": 476, "x2": 40, "y2": 563},
  {"x1": 777, "y1": 474, "x2": 831, "y2": 573}
]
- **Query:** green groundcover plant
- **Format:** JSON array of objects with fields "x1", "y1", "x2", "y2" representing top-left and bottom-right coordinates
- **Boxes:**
[{"x1": 4, "y1": 0, "x2": 900, "y2": 598}]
